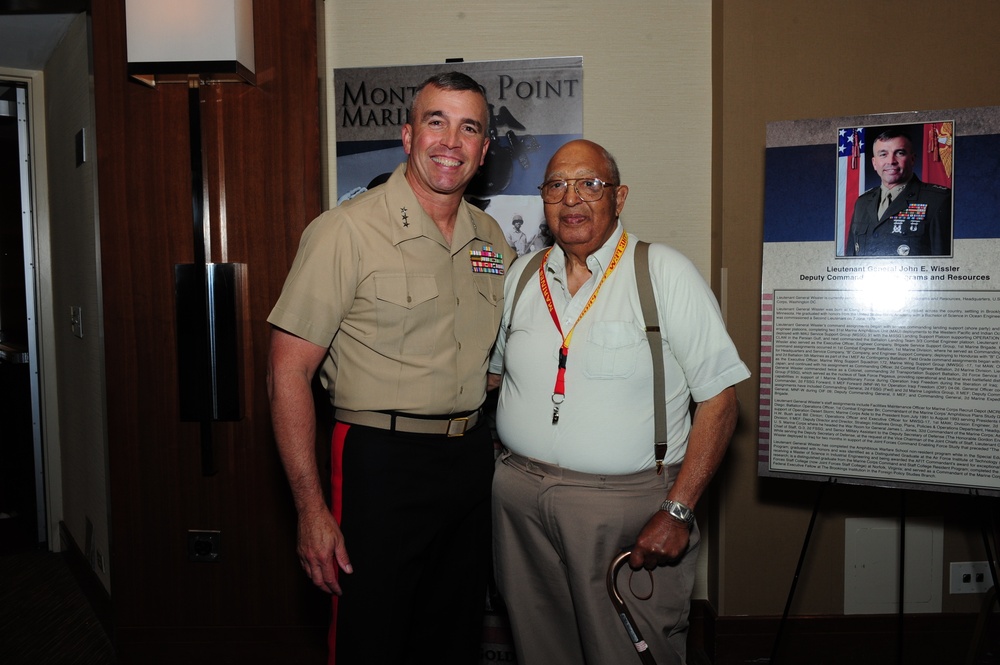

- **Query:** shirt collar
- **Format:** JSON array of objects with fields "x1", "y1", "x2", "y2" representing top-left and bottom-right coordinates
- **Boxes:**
[
  {"x1": 383, "y1": 163, "x2": 488, "y2": 253},
  {"x1": 545, "y1": 220, "x2": 625, "y2": 276},
  {"x1": 880, "y1": 179, "x2": 909, "y2": 200}
]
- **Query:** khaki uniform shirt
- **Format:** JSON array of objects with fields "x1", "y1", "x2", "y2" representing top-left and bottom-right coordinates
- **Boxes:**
[{"x1": 268, "y1": 164, "x2": 513, "y2": 414}]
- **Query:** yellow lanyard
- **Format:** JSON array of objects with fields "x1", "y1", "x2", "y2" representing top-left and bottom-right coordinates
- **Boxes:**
[{"x1": 539, "y1": 232, "x2": 629, "y2": 424}]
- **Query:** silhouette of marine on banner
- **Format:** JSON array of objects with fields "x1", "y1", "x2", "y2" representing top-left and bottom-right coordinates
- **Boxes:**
[{"x1": 466, "y1": 102, "x2": 539, "y2": 201}]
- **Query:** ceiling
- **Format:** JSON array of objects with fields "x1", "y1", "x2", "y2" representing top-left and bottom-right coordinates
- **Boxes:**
[
  {"x1": 0, "y1": 13, "x2": 79, "y2": 71},
  {"x1": 0, "y1": 0, "x2": 88, "y2": 72}
]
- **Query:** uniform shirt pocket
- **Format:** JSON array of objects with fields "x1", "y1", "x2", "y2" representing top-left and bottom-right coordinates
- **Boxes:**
[
  {"x1": 582, "y1": 321, "x2": 644, "y2": 379},
  {"x1": 469, "y1": 274, "x2": 504, "y2": 350},
  {"x1": 374, "y1": 273, "x2": 439, "y2": 355}
]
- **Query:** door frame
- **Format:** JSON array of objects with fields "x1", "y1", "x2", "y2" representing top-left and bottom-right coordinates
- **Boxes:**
[{"x1": 1, "y1": 67, "x2": 63, "y2": 548}]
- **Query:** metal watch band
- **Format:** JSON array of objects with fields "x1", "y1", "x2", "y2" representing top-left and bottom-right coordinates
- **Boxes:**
[{"x1": 660, "y1": 499, "x2": 694, "y2": 525}]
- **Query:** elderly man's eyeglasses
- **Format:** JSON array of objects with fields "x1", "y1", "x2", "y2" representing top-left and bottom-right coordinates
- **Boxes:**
[{"x1": 538, "y1": 178, "x2": 618, "y2": 204}]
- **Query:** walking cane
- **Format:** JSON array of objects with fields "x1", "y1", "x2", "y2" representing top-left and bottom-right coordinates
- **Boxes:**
[{"x1": 606, "y1": 549, "x2": 658, "y2": 665}]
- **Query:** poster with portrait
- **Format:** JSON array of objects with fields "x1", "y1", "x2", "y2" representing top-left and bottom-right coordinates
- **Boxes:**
[
  {"x1": 759, "y1": 106, "x2": 1000, "y2": 496},
  {"x1": 333, "y1": 57, "x2": 584, "y2": 257}
]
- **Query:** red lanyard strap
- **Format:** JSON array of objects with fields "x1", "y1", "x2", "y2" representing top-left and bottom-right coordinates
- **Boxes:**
[{"x1": 540, "y1": 232, "x2": 629, "y2": 423}]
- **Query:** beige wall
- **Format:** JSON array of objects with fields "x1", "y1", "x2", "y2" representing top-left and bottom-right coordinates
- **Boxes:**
[
  {"x1": 319, "y1": 0, "x2": 714, "y2": 275},
  {"x1": 715, "y1": 0, "x2": 1000, "y2": 616},
  {"x1": 44, "y1": 13, "x2": 111, "y2": 592}
]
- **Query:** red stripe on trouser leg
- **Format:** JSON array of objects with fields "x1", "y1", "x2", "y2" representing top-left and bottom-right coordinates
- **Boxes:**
[{"x1": 327, "y1": 422, "x2": 349, "y2": 665}]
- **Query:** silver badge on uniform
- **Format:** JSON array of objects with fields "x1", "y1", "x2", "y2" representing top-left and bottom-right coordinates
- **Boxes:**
[{"x1": 897, "y1": 245, "x2": 910, "y2": 256}]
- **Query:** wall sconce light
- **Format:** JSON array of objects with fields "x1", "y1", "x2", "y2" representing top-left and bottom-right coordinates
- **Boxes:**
[
  {"x1": 125, "y1": 1, "x2": 255, "y2": 473},
  {"x1": 125, "y1": 0, "x2": 255, "y2": 86}
]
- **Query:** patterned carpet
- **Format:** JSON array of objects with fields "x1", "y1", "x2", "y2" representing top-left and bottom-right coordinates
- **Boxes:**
[{"x1": 0, "y1": 547, "x2": 116, "y2": 664}]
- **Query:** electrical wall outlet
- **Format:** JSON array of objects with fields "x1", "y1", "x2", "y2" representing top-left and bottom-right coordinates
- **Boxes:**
[
  {"x1": 76, "y1": 128, "x2": 86, "y2": 166},
  {"x1": 70, "y1": 306, "x2": 83, "y2": 338},
  {"x1": 84, "y1": 516, "x2": 95, "y2": 566},
  {"x1": 188, "y1": 530, "x2": 221, "y2": 562},
  {"x1": 949, "y1": 561, "x2": 993, "y2": 594}
]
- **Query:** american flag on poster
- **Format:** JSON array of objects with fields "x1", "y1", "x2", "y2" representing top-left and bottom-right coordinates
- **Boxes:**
[{"x1": 836, "y1": 127, "x2": 865, "y2": 255}]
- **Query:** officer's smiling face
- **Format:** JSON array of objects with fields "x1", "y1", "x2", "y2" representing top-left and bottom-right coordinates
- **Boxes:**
[
  {"x1": 401, "y1": 85, "x2": 490, "y2": 199},
  {"x1": 871, "y1": 136, "x2": 916, "y2": 189}
]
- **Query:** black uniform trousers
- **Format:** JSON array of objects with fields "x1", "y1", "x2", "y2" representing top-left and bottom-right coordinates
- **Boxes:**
[{"x1": 330, "y1": 421, "x2": 494, "y2": 665}]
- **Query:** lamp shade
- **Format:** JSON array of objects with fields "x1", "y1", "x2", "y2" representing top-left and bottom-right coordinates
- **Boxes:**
[{"x1": 125, "y1": 0, "x2": 255, "y2": 85}]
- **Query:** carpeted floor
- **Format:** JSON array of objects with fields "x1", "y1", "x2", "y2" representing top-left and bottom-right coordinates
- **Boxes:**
[{"x1": 0, "y1": 547, "x2": 116, "y2": 664}]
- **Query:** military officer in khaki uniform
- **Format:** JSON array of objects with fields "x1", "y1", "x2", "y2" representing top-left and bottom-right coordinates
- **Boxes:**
[{"x1": 267, "y1": 72, "x2": 512, "y2": 665}]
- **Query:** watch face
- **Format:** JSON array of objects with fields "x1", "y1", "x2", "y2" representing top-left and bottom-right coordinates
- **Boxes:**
[{"x1": 663, "y1": 501, "x2": 693, "y2": 523}]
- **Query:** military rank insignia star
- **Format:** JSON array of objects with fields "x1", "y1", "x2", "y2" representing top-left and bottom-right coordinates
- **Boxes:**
[
  {"x1": 470, "y1": 245, "x2": 505, "y2": 275},
  {"x1": 400, "y1": 207, "x2": 409, "y2": 227}
]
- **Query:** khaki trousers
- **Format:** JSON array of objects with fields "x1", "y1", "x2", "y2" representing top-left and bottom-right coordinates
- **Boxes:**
[{"x1": 492, "y1": 450, "x2": 698, "y2": 665}]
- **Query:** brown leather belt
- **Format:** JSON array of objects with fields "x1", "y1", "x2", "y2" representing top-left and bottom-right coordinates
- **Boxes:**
[{"x1": 334, "y1": 408, "x2": 482, "y2": 437}]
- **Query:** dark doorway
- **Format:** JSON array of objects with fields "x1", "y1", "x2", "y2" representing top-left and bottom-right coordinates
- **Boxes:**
[{"x1": 0, "y1": 83, "x2": 42, "y2": 553}]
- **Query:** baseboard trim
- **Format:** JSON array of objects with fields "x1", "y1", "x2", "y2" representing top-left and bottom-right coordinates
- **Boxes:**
[
  {"x1": 689, "y1": 601, "x2": 999, "y2": 665},
  {"x1": 59, "y1": 520, "x2": 114, "y2": 640},
  {"x1": 114, "y1": 625, "x2": 327, "y2": 664}
]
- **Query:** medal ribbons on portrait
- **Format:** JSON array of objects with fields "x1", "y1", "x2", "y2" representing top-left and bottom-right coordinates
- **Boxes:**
[
  {"x1": 470, "y1": 245, "x2": 505, "y2": 275},
  {"x1": 890, "y1": 203, "x2": 927, "y2": 234}
]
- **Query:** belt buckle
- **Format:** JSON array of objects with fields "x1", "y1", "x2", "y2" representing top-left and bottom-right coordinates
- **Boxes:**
[{"x1": 446, "y1": 416, "x2": 470, "y2": 437}]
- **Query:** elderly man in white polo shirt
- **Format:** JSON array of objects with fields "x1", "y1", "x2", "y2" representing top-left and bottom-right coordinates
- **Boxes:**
[{"x1": 488, "y1": 139, "x2": 750, "y2": 665}]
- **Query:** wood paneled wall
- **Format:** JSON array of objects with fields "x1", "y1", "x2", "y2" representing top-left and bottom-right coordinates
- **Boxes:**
[{"x1": 91, "y1": 1, "x2": 326, "y2": 661}]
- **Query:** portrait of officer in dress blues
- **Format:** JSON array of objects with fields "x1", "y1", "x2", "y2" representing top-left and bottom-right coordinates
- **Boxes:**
[{"x1": 846, "y1": 125, "x2": 952, "y2": 257}]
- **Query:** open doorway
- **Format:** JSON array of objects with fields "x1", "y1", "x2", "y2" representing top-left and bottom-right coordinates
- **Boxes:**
[
  {"x1": 0, "y1": 82, "x2": 45, "y2": 551},
  {"x1": 0, "y1": 10, "x2": 108, "y2": 581}
]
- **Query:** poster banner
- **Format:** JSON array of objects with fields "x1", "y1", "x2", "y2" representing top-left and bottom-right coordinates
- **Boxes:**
[
  {"x1": 333, "y1": 57, "x2": 583, "y2": 257},
  {"x1": 759, "y1": 106, "x2": 1000, "y2": 496}
]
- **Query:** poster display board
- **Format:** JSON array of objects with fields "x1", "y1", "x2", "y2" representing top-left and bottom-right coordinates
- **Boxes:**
[
  {"x1": 759, "y1": 106, "x2": 1000, "y2": 496},
  {"x1": 333, "y1": 57, "x2": 583, "y2": 257}
]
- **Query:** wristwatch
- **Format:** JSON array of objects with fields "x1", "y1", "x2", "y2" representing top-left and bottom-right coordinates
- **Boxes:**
[{"x1": 660, "y1": 499, "x2": 694, "y2": 526}]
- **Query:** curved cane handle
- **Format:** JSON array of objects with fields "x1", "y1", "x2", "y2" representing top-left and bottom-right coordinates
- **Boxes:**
[{"x1": 606, "y1": 549, "x2": 658, "y2": 665}]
